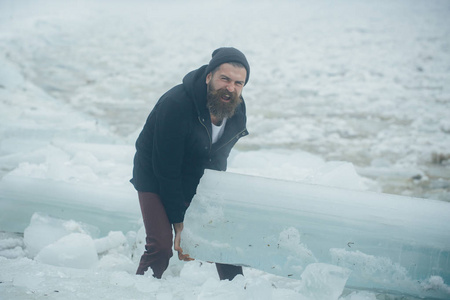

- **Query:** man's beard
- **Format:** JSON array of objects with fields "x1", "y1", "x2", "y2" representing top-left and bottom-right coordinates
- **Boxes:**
[{"x1": 206, "y1": 82, "x2": 242, "y2": 121}]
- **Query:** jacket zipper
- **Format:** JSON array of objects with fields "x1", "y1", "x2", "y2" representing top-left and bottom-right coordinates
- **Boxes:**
[{"x1": 198, "y1": 116, "x2": 212, "y2": 154}]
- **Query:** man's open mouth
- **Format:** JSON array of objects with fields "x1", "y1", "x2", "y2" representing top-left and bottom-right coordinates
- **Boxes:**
[{"x1": 221, "y1": 94, "x2": 231, "y2": 101}]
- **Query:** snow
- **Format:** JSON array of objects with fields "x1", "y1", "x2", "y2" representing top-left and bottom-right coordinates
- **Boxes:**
[
  {"x1": 35, "y1": 233, "x2": 99, "y2": 269},
  {"x1": 0, "y1": 0, "x2": 449, "y2": 299}
]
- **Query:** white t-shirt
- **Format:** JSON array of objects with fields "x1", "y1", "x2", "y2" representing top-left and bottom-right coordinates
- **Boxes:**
[{"x1": 211, "y1": 118, "x2": 227, "y2": 144}]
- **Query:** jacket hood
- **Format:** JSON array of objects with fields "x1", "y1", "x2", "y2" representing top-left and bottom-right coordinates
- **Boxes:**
[{"x1": 182, "y1": 65, "x2": 209, "y2": 117}]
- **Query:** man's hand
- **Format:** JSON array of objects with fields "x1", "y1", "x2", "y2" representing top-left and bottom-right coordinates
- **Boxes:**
[{"x1": 173, "y1": 222, "x2": 194, "y2": 261}]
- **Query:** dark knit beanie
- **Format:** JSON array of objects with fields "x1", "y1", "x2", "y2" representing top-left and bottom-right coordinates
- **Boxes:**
[{"x1": 205, "y1": 47, "x2": 250, "y2": 85}]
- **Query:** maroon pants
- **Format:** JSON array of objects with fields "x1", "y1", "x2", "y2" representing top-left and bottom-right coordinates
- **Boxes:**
[{"x1": 136, "y1": 191, "x2": 243, "y2": 280}]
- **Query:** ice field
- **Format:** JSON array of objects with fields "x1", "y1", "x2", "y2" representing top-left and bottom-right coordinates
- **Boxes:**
[{"x1": 1, "y1": 0, "x2": 450, "y2": 299}]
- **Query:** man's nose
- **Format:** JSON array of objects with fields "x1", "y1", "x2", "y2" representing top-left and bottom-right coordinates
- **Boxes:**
[{"x1": 226, "y1": 83, "x2": 235, "y2": 92}]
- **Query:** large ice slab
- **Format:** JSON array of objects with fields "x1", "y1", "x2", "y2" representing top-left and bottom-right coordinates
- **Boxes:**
[
  {"x1": 183, "y1": 170, "x2": 450, "y2": 299},
  {"x1": 0, "y1": 175, "x2": 141, "y2": 236}
]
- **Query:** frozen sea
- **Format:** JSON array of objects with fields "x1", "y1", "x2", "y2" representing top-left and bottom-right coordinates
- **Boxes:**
[{"x1": 0, "y1": 0, "x2": 449, "y2": 299}]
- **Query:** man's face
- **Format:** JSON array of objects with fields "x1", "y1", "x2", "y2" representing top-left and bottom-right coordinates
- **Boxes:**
[{"x1": 206, "y1": 63, "x2": 247, "y2": 120}]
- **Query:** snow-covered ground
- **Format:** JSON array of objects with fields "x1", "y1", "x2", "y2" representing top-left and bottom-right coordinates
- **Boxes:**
[{"x1": 1, "y1": 0, "x2": 449, "y2": 299}]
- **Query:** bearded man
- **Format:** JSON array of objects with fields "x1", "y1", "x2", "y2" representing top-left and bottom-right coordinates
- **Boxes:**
[{"x1": 131, "y1": 47, "x2": 250, "y2": 280}]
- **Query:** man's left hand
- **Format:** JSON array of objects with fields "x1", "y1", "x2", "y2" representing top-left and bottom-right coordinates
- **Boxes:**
[{"x1": 173, "y1": 222, "x2": 194, "y2": 261}]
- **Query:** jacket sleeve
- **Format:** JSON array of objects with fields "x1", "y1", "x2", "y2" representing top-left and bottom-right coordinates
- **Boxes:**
[{"x1": 152, "y1": 98, "x2": 189, "y2": 224}]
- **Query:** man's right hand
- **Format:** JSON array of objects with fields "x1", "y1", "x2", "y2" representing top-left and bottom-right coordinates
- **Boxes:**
[{"x1": 173, "y1": 222, "x2": 194, "y2": 261}]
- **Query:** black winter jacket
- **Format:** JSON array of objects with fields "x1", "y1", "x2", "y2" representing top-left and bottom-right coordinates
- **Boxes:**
[{"x1": 131, "y1": 65, "x2": 248, "y2": 223}]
